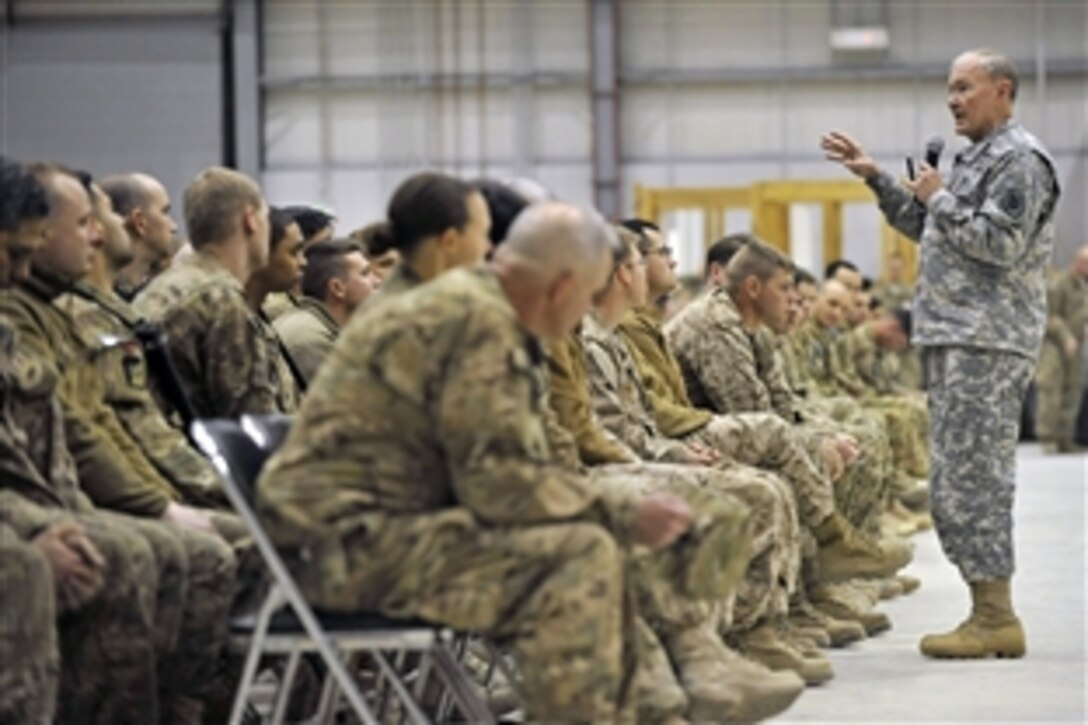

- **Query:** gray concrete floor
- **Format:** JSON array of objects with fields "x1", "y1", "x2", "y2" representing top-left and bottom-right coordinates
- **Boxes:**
[{"x1": 774, "y1": 445, "x2": 1087, "y2": 724}]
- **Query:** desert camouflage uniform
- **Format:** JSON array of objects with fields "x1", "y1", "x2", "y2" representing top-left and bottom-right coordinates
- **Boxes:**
[
  {"x1": 666, "y1": 292, "x2": 892, "y2": 534},
  {"x1": 580, "y1": 315, "x2": 801, "y2": 627},
  {"x1": 866, "y1": 119, "x2": 1060, "y2": 579}
]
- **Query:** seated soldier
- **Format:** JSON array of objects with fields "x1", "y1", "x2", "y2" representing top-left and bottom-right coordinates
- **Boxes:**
[
  {"x1": 823, "y1": 262, "x2": 931, "y2": 487},
  {"x1": 0, "y1": 157, "x2": 229, "y2": 723},
  {"x1": 99, "y1": 172, "x2": 179, "y2": 301},
  {"x1": 56, "y1": 183, "x2": 229, "y2": 511},
  {"x1": 667, "y1": 239, "x2": 918, "y2": 629},
  {"x1": 273, "y1": 238, "x2": 380, "y2": 384},
  {"x1": 584, "y1": 225, "x2": 911, "y2": 664},
  {"x1": 135, "y1": 167, "x2": 293, "y2": 418},
  {"x1": 258, "y1": 197, "x2": 779, "y2": 722},
  {"x1": 348, "y1": 221, "x2": 401, "y2": 283},
  {"x1": 263, "y1": 204, "x2": 336, "y2": 320},
  {"x1": 244, "y1": 206, "x2": 307, "y2": 406}
]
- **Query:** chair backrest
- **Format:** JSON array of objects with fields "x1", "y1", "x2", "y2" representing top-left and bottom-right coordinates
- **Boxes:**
[
  {"x1": 191, "y1": 417, "x2": 383, "y2": 724},
  {"x1": 241, "y1": 413, "x2": 293, "y2": 454}
]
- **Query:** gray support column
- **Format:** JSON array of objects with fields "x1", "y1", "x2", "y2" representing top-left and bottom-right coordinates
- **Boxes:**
[
  {"x1": 231, "y1": 0, "x2": 260, "y2": 179},
  {"x1": 589, "y1": 0, "x2": 620, "y2": 217}
]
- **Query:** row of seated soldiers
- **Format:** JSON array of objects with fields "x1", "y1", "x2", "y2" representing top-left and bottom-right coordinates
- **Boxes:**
[
  {"x1": 253, "y1": 174, "x2": 937, "y2": 721},
  {"x1": 2, "y1": 155, "x2": 923, "y2": 723}
]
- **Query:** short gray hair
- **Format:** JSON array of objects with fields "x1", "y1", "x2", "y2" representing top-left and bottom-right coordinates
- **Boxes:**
[{"x1": 971, "y1": 48, "x2": 1019, "y2": 101}]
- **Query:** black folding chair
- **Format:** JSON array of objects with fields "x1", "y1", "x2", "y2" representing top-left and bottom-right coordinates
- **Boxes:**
[{"x1": 192, "y1": 418, "x2": 493, "y2": 724}]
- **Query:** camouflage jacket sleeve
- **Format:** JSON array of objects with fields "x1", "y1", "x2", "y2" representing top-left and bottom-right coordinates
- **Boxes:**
[
  {"x1": 0, "y1": 303, "x2": 176, "y2": 516},
  {"x1": 617, "y1": 312, "x2": 712, "y2": 439},
  {"x1": 0, "y1": 490, "x2": 65, "y2": 539},
  {"x1": 925, "y1": 151, "x2": 1055, "y2": 269},
  {"x1": 437, "y1": 313, "x2": 603, "y2": 527},
  {"x1": 830, "y1": 330, "x2": 873, "y2": 398},
  {"x1": 581, "y1": 321, "x2": 688, "y2": 463},
  {"x1": 751, "y1": 329, "x2": 801, "y2": 421},
  {"x1": 544, "y1": 335, "x2": 640, "y2": 466},
  {"x1": 867, "y1": 170, "x2": 927, "y2": 241}
]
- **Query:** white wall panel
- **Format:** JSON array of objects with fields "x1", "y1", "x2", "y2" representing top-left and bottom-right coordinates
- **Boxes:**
[{"x1": 260, "y1": 0, "x2": 1085, "y2": 262}]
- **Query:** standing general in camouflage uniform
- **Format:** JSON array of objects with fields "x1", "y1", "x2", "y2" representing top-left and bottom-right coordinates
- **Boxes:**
[
  {"x1": 134, "y1": 167, "x2": 292, "y2": 419},
  {"x1": 822, "y1": 48, "x2": 1061, "y2": 659},
  {"x1": 1035, "y1": 246, "x2": 1088, "y2": 451}
]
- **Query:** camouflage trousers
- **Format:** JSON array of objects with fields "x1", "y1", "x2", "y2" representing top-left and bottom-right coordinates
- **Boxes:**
[
  {"x1": 291, "y1": 508, "x2": 632, "y2": 723},
  {"x1": 0, "y1": 526, "x2": 58, "y2": 725},
  {"x1": 55, "y1": 512, "x2": 161, "y2": 725},
  {"x1": 685, "y1": 411, "x2": 832, "y2": 532},
  {"x1": 924, "y1": 346, "x2": 1034, "y2": 581},
  {"x1": 799, "y1": 400, "x2": 894, "y2": 537},
  {"x1": 861, "y1": 394, "x2": 930, "y2": 478},
  {"x1": 598, "y1": 460, "x2": 799, "y2": 636},
  {"x1": 1035, "y1": 340, "x2": 1084, "y2": 445},
  {"x1": 104, "y1": 513, "x2": 236, "y2": 703}
]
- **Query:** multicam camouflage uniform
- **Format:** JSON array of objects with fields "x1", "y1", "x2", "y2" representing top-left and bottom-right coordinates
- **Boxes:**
[
  {"x1": 0, "y1": 282, "x2": 238, "y2": 709},
  {"x1": 134, "y1": 252, "x2": 297, "y2": 418},
  {"x1": 0, "y1": 523, "x2": 58, "y2": 725},
  {"x1": 866, "y1": 119, "x2": 1060, "y2": 579},
  {"x1": 1035, "y1": 268, "x2": 1088, "y2": 447},
  {"x1": 259, "y1": 267, "x2": 647, "y2": 722}
]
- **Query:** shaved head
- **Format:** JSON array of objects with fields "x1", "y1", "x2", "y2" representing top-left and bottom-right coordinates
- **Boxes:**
[
  {"x1": 497, "y1": 202, "x2": 615, "y2": 280},
  {"x1": 100, "y1": 173, "x2": 158, "y2": 216},
  {"x1": 813, "y1": 279, "x2": 851, "y2": 329},
  {"x1": 494, "y1": 202, "x2": 615, "y2": 339}
]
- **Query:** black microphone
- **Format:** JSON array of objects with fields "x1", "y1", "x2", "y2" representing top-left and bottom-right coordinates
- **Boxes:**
[{"x1": 925, "y1": 136, "x2": 945, "y2": 170}]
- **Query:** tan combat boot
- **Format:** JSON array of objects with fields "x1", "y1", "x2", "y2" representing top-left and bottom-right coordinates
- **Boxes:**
[
  {"x1": 814, "y1": 512, "x2": 913, "y2": 583},
  {"x1": 729, "y1": 619, "x2": 834, "y2": 686},
  {"x1": 665, "y1": 624, "x2": 744, "y2": 721},
  {"x1": 811, "y1": 582, "x2": 892, "y2": 637},
  {"x1": 789, "y1": 597, "x2": 866, "y2": 648},
  {"x1": 632, "y1": 619, "x2": 689, "y2": 722},
  {"x1": 697, "y1": 638, "x2": 806, "y2": 721},
  {"x1": 920, "y1": 579, "x2": 1026, "y2": 659}
]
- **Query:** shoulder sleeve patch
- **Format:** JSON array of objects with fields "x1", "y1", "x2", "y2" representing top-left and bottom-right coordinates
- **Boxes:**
[{"x1": 999, "y1": 187, "x2": 1026, "y2": 219}]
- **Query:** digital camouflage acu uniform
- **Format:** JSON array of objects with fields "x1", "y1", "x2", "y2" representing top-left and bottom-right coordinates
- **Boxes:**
[
  {"x1": 866, "y1": 119, "x2": 1060, "y2": 580},
  {"x1": 0, "y1": 523, "x2": 58, "y2": 725},
  {"x1": 666, "y1": 290, "x2": 892, "y2": 535},
  {"x1": 272, "y1": 296, "x2": 340, "y2": 385},
  {"x1": 1035, "y1": 268, "x2": 1087, "y2": 447},
  {"x1": 258, "y1": 266, "x2": 643, "y2": 722},
  {"x1": 133, "y1": 252, "x2": 297, "y2": 418},
  {"x1": 0, "y1": 282, "x2": 238, "y2": 709}
]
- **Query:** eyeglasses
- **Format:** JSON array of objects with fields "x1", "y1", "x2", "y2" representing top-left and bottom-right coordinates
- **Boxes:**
[{"x1": 644, "y1": 245, "x2": 673, "y2": 258}]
